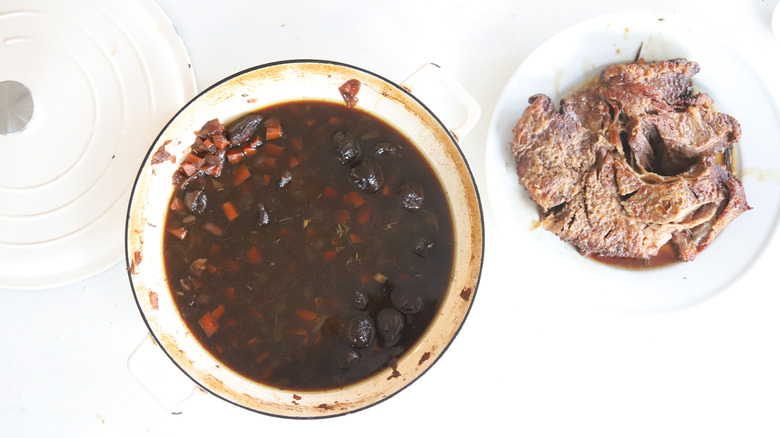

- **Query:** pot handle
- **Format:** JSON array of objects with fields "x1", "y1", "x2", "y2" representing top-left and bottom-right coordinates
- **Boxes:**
[
  {"x1": 127, "y1": 334, "x2": 201, "y2": 414},
  {"x1": 400, "y1": 63, "x2": 481, "y2": 142}
]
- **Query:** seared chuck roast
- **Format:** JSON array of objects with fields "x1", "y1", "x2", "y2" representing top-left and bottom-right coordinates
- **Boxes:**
[{"x1": 510, "y1": 59, "x2": 750, "y2": 261}]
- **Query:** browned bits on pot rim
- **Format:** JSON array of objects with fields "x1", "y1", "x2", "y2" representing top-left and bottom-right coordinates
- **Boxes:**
[
  {"x1": 460, "y1": 287, "x2": 472, "y2": 301},
  {"x1": 387, "y1": 367, "x2": 401, "y2": 380},
  {"x1": 152, "y1": 140, "x2": 174, "y2": 165},
  {"x1": 418, "y1": 351, "x2": 431, "y2": 366},
  {"x1": 339, "y1": 79, "x2": 361, "y2": 108}
]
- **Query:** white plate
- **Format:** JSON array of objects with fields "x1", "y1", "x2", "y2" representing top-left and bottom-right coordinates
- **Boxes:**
[
  {"x1": 0, "y1": 0, "x2": 197, "y2": 289},
  {"x1": 485, "y1": 11, "x2": 780, "y2": 313}
]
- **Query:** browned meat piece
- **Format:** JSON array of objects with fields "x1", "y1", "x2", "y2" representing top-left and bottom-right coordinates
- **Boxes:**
[{"x1": 510, "y1": 58, "x2": 750, "y2": 262}]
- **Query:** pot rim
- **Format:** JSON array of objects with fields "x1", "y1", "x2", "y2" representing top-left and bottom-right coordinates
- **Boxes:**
[{"x1": 124, "y1": 59, "x2": 485, "y2": 418}]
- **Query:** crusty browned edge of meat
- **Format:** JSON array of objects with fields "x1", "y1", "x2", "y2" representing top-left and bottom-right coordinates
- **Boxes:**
[{"x1": 510, "y1": 58, "x2": 751, "y2": 262}]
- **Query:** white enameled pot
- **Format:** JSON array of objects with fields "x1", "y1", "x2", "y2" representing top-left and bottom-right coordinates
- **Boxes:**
[{"x1": 125, "y1": 60, "x2": 483, "y2": 418}]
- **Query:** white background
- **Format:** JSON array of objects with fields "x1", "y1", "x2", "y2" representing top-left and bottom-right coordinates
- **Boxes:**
[{"x1": 3, "y1": 0, "x2": 780, "y2": 437}]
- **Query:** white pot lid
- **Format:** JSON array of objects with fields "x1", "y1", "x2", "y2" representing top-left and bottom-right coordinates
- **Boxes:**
[{"x1": 0, "y1": 0, "x2": 197, "y2": 289}]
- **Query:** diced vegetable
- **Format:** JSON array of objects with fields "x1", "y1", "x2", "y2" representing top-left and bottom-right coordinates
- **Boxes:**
[
  {"x1": 181, "y1": 153, "x2": 204, "y2": 176},
  {"x1": 342, "y1": 191, "x2": 365, "y2": 207},
  {"x1": 265, "y1": 117, "x2": 282, "y2": 140},
  {"x1": 265, "y1": 143, "x2": 284, "y2": 157},
  {"x1": 247, "y1": 247, "x2": 261, "y2": 263},
  {"x1": 166, "y1": 226, "x2": 188, "y2": 240},
  {"x1": 212, "y1": 134, "x2": 229, "y2": 150},
  {"x1": 226, "y1": 148, "x2": 245, "y2": 164},
  {"x1": 357, "y1": 209, "x2": 372, "y2": 225},
  {"x1": 323, "y1": 186, "x2": 339, "y2": 198},
  {"x1": 198, "y1": 312, "x2": 219, "y2": 337},
  {"x1": 222, "y1": 201, "x2": 240, "y2": 221},
  {"x1": 169, "y1": 197, "x2": 184, "y2": 212},
  {"x1": 262, "y1": 158, "x2": 276, "y2": 168},
  {"x1": 297, "y1": 309, "x2": 317, "y2": 323},
  {"x1": 250, "y1": 307, "x2": 264, "y2": 320},
  {"x1": 234, "y1": 164, "x2": 251, "y2": 185},
  {"x1": 291, "y1": 137, "x2": 303, "y2": 150}
]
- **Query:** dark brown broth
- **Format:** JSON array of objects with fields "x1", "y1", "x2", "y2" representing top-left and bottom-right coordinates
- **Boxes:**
[{"x1": 163, "y1": 100, "x2": 454, "y2": 391}]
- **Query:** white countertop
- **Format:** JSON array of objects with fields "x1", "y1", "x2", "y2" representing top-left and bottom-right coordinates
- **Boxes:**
[{"x1": 4, "y1": 0, "x2": 780, "y2": 436}]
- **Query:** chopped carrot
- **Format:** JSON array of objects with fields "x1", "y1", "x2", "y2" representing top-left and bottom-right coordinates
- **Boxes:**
[
  {"x1": 256, "y1": 351, "x2": 269, "y2": 363},
  {"x1": 238, "y1": 181, "x2": 253, "y2": 196},
  {"x1": 381, "y1": 185, "x2": 391, "y2": 196},
  {"x1": 215, "y1": 345, "x2": 224, "y2": 354},
  {"x1": 226, "y1": 260, "x2": 241, "y2": 272},
  {"x1": 166, "y1": 226, "x2": 188, "y2": 240},
  {"x1": 169, "y1": 197, "x2": 184, "y2": 212},
  {"x1": 262, "y1": 158, "x2": 276, "y2": 168},
  {"x1": 291, "y1": 137, "x2": 303, "y2": 150},
  {"x1": 222, "y1": 201, "x2": 240, "y2": 221},
  {"x1": 360, "y1": 273, "x2": 372, "y2": 285},
  {"x1": 357, "y1": 209, "x2": 372, "y2": 225},
  {"x1": 206, "y1": 263, "x2": 218, "y2": 275},
  {"x1": 262, "y1": 174, "x2": 271, "y2": 185},
  {"x1": 247, "y1": 246, "x2": 261, "y2": 263},
  {"x1": 280, "y1": 227, "x2": 294, "y2": 237},
  {"x1": 337, "y1": 210, "x2": 350, "y2": 224},
  {"x1": 212, "y1": 134, "x2": 229, "y2": 150},
  {"x1": 331, "y1": 237, "x2": 340, "y2": 246},
  {"x1": 265, "y1": 143, "x2": 284, "y2": 157},
  {"x1": 224, "y1": 286, "x2": 235, "y2": 300},
  {"x1": 212, "y1": 304, "x2": 225, "y2": 320},
  {"x1": 203, "y1": 222, "x2": 224, "y2": 236},
  {"x1": 342, "y1": 191, "x2": 365, "y2": 207},
  {"x1": 289, "y1": 329, "x2": 309, "y2": 345},
  {"x1": 246, "y1": 337, "x2": 260, "y2": 346},
  {"x1": 234, "y1": 164, "x2": 251, "y2": 185},
  {"x1": 288, "y1": 156, "x2": 301, "y2": 168},
  {"x1": 324, "y1": 250, "x2": 336, "y2": 261},
  {"x1": 328, "y1": 116, "x2": 342, "y2": 125},
  {"x1": 250, "y1": 307, "x2": 264, "y2": 319},
  {"x1": 297, "y1": 309, "x2": 317, "y2": 323},
  {"x1": 223, "y1": 317, "x2": 237, "y2": 328},
  {"x1": 265, "y1": 117, "x2": 282, "y2": 140},
  {"x1": 349, "y1": 233, "x2": 360, "y2": 244},
  {"x1": 243, "y1": 143, "x2": 258, "y2": 156},
  {"x1": 209, "y1": 244, "x2": 220, "y2": 256},
  {"x1": 227, "y1": 148, "x2": 245, "y2": 164},
  {"x1": 323, "y1": 186, "x2": 338, "y2": 198},
  {"x1": 198, "y1": 312, "x2": 219, "y2": 337},
  {"x1": 203, "y1": 138, "x2": 214, "y2": 149},
  {"x1": 181, "y1": 153, "x2": 204, "y2": 176},
  {"x1": 247, "y1": 135, "x2": 262, "y2": 150}
]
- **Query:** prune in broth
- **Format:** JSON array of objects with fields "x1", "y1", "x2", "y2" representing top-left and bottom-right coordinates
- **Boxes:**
[{"x1": 163, "y1": 100, "x2": 454, "y2": 391}]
